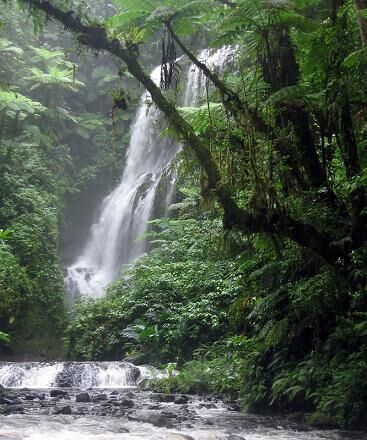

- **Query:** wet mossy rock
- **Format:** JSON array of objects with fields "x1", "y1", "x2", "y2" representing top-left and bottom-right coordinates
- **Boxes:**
[{"x1": 75, "y1": 392, "x2": 91, "y2": 403}]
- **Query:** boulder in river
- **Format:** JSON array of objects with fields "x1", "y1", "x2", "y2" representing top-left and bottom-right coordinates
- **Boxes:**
[
  {"x1": 3, "y1": 405, "x2": 24, "y2": 415},
  {"x1": 127, "y1": 409, "x2": 174, "y2": 428},
  {"x1": 54, "y1": 405, "x2": 72, "y2": 415},
  {"x1": 24, "y1": 393, "x2": 38, "y2": 401},
  {"x1": 55, "y1": 363, "x2": 81, "y2": 387},
  {"x1": 92, "y1": 394, "x2": 107, "y2": 402},
  {"x1": 174, "y1": 395, "x2": 189, "y2": 404},
  {"x1": 1, "y1": 396, "x2": 22, "y2": 405},
  {"x1": 0, "y1": 397, "x2": 17, "y2": 405},
  {"x1": 120, "y1": 398, "x2": 135, "y2": 408},
  {"x1": 151, "y1": 393, "x2": 176, "y2": 403},
  {"x1": 221, "y1": 436, "x2": 246, "y2": 440},
  {"x1": 76, "y1": 392, "x2": 91, "y2": 403},
  {"x1": 227, "y1": 402, "x2": 241, "y2": 412},
  {"x1": 128, "y1": 365, "x2": 141, "y2": 384},
  {"x1": 50, "y1": 390, "x2": 68, "y2": 398}
]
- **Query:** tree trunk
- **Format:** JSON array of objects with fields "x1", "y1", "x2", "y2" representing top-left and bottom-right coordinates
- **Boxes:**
[
  {"x1": 339, "y1": 95, "x2": 367, "y2": 244},
  {"x1": 331, "y1": 0, "x2": 344, "y2": 22},
  {"x1": 283, "y1": 104, "x2": 327, "y2": 188},
  {"x1": 354, "y1": 0, "x2": 367, "y2": 46}
]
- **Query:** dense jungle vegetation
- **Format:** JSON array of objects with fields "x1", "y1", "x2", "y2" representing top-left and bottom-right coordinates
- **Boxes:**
[{"x1": 1, "y1": 0, "x2": 367, "y2": 430}]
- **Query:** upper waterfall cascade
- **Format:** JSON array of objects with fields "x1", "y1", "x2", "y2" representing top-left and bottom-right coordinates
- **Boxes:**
[{"x1": 65, "y1": 47, "x2": 236, "y2": 300}]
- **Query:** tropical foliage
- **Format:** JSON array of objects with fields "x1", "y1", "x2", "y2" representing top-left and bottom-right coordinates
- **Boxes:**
[
  {"x1": 0, "y1": 1, "x2": 135, "y2": 355},
  {"x1": 1, "y1": 0, "x2": 367, "y2": 430}
]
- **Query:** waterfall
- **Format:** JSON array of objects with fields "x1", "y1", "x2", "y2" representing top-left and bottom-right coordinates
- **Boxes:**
[
  {"x1": 65, "y1": 47, "x2": 236, "y2": 300},
  {"x1": 0, "y1": 362, "x2": 150, "y2": 389},
  {"x1": 65, "y1": 66, "x2": 178, "y2": 300}
]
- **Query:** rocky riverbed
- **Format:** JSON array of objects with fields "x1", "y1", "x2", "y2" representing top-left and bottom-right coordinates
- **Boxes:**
[{"x1": 0, "y1": 387, "x2": 366, "y2": 440}]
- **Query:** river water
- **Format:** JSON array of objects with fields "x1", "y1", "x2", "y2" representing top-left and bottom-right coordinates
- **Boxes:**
[
  {"x1": 0, "y1": 400, "x2": 365, "y2": 440},
  {"x1": 0, "y1": 362, "x2": 366, "y2": 440},
  {"x1": 0, "y1": 410, "x2": 366, "y2": 440}
]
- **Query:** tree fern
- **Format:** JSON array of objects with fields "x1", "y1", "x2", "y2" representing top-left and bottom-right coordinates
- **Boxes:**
[
  {"x1": 0, "y1": 37, "x2": 24, "y2": 57},
  {"x1": 0, "y1": 90, "x2": 46, "y2": 117}
]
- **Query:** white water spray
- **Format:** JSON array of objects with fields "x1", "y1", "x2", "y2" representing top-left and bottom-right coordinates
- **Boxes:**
[{"x1": 0, "y1": 362, "x2": 150, "y2": 389}]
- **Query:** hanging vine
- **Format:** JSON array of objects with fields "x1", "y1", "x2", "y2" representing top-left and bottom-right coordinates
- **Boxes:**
[{"x1": 160, "y1": 24, "x2": 180, "y2": 91}]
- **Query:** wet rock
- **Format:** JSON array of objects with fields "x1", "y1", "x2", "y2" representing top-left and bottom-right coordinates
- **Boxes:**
[
  {"x1": 127, "y1": 410, "x2": 174, "y2": 428},
  {"x1": 55, "y1": 375, "x2": 73, "y2": 387},
  {"x1": 0, "y1": 384, "x2": 5, "y2": 396},
  {"x1": 54, "y1": 405, "x2": 72, "y2": 415},
  {"x1": 0, "y1": 397, "x2": 17, "y2": 405},
  {"x1": 174, "y1": 395, "x2": 189, "y2": 404},
  {"x1": 24, "y1": 393, "x2": 37, "y2": 401},
  {"x1": 54, "y1": 362, "x2": 80, "y2": 387},
  {"x1": 198, "y1": 402, "x2": 217, "y2": 409},
  {"x1": 308, "y1": 414, "x2": 338, "y2": 429},
  {"x1": 92, "y1": 393, "x2": 108, "y2": 402},
  {"x1": 138, "y1": 379, "x2": 150, "y2": 389},
  {"x1": 109, "y1": 390, "x2": 119, "y2": 395},
  {"x1": 160, "y1": 410, "x2": 178, "y2": 418},
  {"x1": 151, "y1": 393, "x2": 176, "y2": 403},
  {"x1": 3, "y1": 393, "x2": 19, "y2": 401},
  {"x1": 76, "y1": 392, "x2": 91, "y2": 403},
  {"x1": 120, "y1": 399, "x2": 135, "y2": 408},
  {"x1": 128, "y1": 366, "x2": 141, "y2": 384},
  {"x1": 221, "y1": 436, "x2": 246, "y2": 440},
  {"x1": 286, "y1": 411, "x2": 305, "y2": 423},
  {"x1": 101, "y1": 402, "x2": 112, "y2": 407},
  {"x1": 227, "y1": 402, "x2": 241, "y2": 412},
  {"x1": 50, "y1": 390, "x2": 68, "y2": 398},
  {"x1": 1, "y1": 396, "x2": 22, "y2": 405},
  {"x1": 3, "y1": 405, "x2": 25, "y2": 415}
]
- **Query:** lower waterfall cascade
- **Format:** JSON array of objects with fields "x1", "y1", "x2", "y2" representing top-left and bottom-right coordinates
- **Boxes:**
[
  {"x1": 65, "y1": 47, "x2": 236, "y2": 301},
  {"x1": 0, "y1": 361, "x2": 154, "y2": 389}
]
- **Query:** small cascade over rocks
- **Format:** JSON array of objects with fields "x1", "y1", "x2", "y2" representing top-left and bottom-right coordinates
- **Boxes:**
[
  {"x1": 0, "y1": 361, "x2": 147, "y2": 389},
  {"x1": 65, "y1": 46, "x2": 237, "y2": 300}
]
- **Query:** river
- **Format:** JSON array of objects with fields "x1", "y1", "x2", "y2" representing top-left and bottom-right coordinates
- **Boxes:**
[{"x1": 0, "y1": 362, "x2": 366, "y2": 440}]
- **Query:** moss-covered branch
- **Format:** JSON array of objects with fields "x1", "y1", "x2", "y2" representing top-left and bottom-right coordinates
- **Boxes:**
[{"x1": 18, "y1": 0, "x2": 354, "y2": 268}]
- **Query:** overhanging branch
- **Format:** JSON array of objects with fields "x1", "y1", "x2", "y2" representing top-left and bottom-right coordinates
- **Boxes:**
[{"x1": 19, "y1": 0, "x2": 349, "y2": 268}]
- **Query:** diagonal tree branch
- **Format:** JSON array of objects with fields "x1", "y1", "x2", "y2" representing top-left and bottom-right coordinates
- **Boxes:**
[
  {"x1": 165, "y1": 20, "x2": 315, "y2": 189},
  {"x1": 17, "y1": 0, "x2": 350, "y2": 268}
]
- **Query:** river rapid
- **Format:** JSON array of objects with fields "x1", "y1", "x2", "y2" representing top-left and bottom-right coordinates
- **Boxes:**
[{"x1": 0, "y1": 388, "x2": 366, "y2": 440}]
